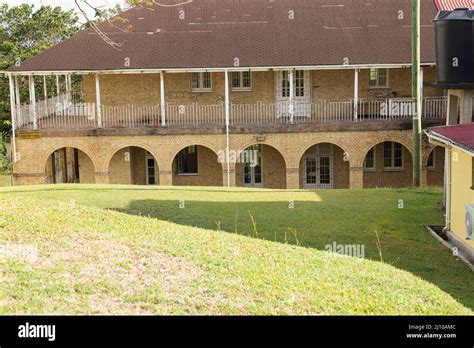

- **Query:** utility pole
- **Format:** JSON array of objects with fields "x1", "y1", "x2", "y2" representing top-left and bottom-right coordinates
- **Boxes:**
[{"x1": 412, "y1": 0, "x2": 422, "y2": 187}]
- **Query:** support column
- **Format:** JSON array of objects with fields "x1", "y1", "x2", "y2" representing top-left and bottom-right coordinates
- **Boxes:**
[
  {"x1": 14, "y1": 76, "x2": 21, "y2": 128},
  {"x1": 8, "y1": 74, "x2": 17, "y2": 163},
  {"x1": 94, "y1": 172, "x2": 110, "y2": 185},
  {"x1": 43, "y1": 75, "x2": 48, "y2": 109},
  {"x1": 421, "y1": 166, "x2": 428, "y2": 188},
  {"x1": 460, "y1": 90, "x2": 473, "y2": 124},
  {"x1": 160, "y1": 71, "x2": 166, "y2": 127},
  {"x1": 95, "y1": 74, "x2": 102, "y2": 128},
  {"x1": 28, "y1": 75, "x2": 37, "y2": 130},
  {"x1": 223, "y1": 168, "x2": 236, "y2": 188},
  {"x1": 56, "y1": 75, "x2": 60, "y2": 96},
  {"x1": 289, "y1": 69, "x2": 294, "y2": 124},
  {"x1": 353, "y1": 69, "x2": 359, "y2": 122},
  {"x1": 349, "y1": 167, "x2": 364, "y2": 189},
  {"x1": 224, "y1": 69, "x2": 231, "y2": 188},
  {"x1": 286, "y1": 167, "x2": 300, "y2": 190},
  {"x1": 159, "y1": 170, "x2": 173, "y2": 186}
]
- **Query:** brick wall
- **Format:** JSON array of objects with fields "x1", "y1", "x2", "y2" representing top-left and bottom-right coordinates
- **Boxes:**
[
  {"x1": 12, "y1": 129, "x2": 441, "y2": 190},
  {"x1": 83, "y1": 67, "x2": 444, "y2": 108}
]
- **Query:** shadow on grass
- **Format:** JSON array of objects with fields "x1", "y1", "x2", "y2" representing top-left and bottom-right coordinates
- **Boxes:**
[{"x1": 113, "y1": 198, "x2": 474, "y2": 311}]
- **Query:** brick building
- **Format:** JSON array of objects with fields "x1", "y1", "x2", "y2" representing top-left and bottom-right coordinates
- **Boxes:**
[{"x1": 5, "y1": 0, "x2": 451, "y2": 189}]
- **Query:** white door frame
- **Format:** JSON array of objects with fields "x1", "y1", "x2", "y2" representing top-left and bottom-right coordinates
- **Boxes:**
[
  {"x1": 275, "y1": 70, "x2": 311, "y2": 118},
  {"x1": 145, "y1": 152, "x2": 158, "y2": 185},
  {"x1": 243, "y1": 146, "x2": 263, "y2": 188},
  {"x1": 304, "y1": 154, "x2": 334, "y2": 189}
]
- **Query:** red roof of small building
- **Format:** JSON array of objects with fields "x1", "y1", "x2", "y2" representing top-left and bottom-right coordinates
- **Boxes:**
[
  {"x1": 426, "y1": 123, "x2": 474, "y2": 153},
  {"x1": 7, "y1": 0, "x2": 440, "y2": 72},
  {"x1": 434, "y1": 0, "x2": 474, "y2": 11}
]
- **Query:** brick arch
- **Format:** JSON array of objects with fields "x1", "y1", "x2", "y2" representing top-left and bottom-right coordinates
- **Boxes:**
[
  {"x1": 103, "y1": 142, "x2": 161, "y2": 173},
  {"x1": 358, "y1": 138, "x2": 414, "y2": 168},
  {"x1": 295, "y1": 140, "x2": 356, "y2": 168},
  {"x1": 167, "y1": 141, "x2": 224, "y2": 171},
  {"x1": 236, "y1": 141, "x2": 289, "y2": 168},
  {"x1": 40, "y1": 143, "x2": 98, "y2": 174},
  {"x1": 424, "y1": 144, "x2": 442, "y2": 166}
]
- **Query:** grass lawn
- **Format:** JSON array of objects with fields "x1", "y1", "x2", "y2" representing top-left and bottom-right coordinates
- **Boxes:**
[{"x1": 0, "y1": 185, "x2": 472, "y2": 315}]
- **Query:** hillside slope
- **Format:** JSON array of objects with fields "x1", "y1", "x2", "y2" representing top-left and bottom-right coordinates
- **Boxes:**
[{"x1": 0, "y1": 194, "x2": 470, "y2": 315}]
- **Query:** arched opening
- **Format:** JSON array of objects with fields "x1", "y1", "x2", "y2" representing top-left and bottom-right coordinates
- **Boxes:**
[
  {"x1": 45, "y1": 147, "x2": 94, "y2": 184},
  {"x1": 236, "y1": 144, "x2": 286, "y2": 189},
  {"x1": 426, "y1": 146, "x2": 445, "y2": 187},
  {"x1": 299, "y1": 143, "x2": 350, "y2": 189},
  {"x1": 108, "y1": 147, "x2": 159, "y2": 185},
  {"x1": 172, "y1": 145, "x2": 223, "y2": 187},
  {"x1": 363, "y1": 141, "x2": 413, "y2": 188}
]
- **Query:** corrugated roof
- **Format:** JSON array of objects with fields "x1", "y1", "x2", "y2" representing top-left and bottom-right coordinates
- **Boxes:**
[
  {"x1": 8, "y1": 0, "x2": 439, "y2": 72},
  {"x1": 426, "y1": 123, "x2": 474, "y2": 153},
  {"x1": 434, "y1": 0, "x2": 474, "y2": 11}
]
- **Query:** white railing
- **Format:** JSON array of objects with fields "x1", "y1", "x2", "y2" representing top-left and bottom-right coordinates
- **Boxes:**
[{"x1": 15, "y1": 97, "x2": 447, "y2": 130}]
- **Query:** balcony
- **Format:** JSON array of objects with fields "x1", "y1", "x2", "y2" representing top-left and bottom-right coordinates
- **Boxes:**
[{"x1": 14, "y1": 95, "x2": 447, "y2": 131}]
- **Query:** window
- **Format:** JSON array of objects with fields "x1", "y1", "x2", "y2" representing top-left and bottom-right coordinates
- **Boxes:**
[
  {"x1": 364, "y1": 147, "x2": 376, "y2": 171},
  {"x1": 369, "y1": 68, "x2": 388, "y2": 88},
  {"x1": 383, "y1": 142, "x2": 403, "y2": 170},
  {"x1": 282, "y1": 70, "x2": 305, "y2": 97},
  {"x1": 146, "y1": 152, "x2": 157, "y2": 185},
  {"x1": 427, "y1": 151, "x2": 435, "y2": 171},
  {"x1": 231, "y1": 71, "x2": 252, "y2": 91},
  {"x1": 177, "y1": 146, "x2": 198, "y2": 174},
  {"x1": 191, "y1": 72, "x2": 212, "y2": 92}
]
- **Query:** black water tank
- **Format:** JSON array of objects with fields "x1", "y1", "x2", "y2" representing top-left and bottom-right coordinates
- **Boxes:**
[{"x1": 434, "y1": 8, "x2": 474, "y2": 85}]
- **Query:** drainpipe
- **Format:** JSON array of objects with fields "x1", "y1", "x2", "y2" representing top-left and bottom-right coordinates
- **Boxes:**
[
  {"x1": 445, "y1": 147, "x2": 452, "y2": 231},
  {"x1": 224, "y1": 69, "x2": 231, "y2": 188}
]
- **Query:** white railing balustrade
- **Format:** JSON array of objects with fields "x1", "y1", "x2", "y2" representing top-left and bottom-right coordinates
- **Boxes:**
[{"x1": 14, "y1": 97, "x2": 448, "y2": 130}]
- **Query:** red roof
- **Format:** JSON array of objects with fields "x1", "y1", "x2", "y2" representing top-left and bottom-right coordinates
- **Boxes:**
[
  {"x1": 7, "y1": 0, "x2": 439, "y2": 72},
  {"x1": 433, "y1": 0, "x2": 474, "y2": 11},
  {"x1": 427, "y1": 123, "x2": 474, "y2": 152}
]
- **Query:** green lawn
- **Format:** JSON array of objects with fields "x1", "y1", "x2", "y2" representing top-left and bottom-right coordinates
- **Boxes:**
[{"x1": 0, "y1": 185, "x2": 472, "y2": 315}]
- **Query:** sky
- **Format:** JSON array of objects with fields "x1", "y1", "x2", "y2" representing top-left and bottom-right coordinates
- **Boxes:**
[{"x1": 5, "y1": 0, "x2": 125, "y2": 18}]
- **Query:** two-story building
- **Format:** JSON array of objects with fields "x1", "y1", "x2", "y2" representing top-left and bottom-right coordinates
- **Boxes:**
[{"x1": 5, "y1": 0, "x2": 452, "y2": 189}]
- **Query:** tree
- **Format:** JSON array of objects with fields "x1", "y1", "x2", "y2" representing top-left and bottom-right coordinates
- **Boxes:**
[
  {"x1": 0, "y1": 4, "x2": 79, "y2": 173},
  {"x1": 0, "y1": 4, "x2": 79, "y2": 114}
]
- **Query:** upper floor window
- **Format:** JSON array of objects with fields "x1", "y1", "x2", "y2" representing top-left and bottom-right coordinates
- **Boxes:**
[
  {"x1": 364, "y1": 147, "x2": 376, "y2": 171},
  {"x1": 369, "y1": 68, "x2": 388, "y2": 88},
  {"x1": 191, "y1": 72, "x2": 212, "y2": 92},
  {"x1": 383, "y1": 142, "x2": 403, "y2": 170},
  {"x1": 178, "y1": 146, "x2": 198, "y2": 175},
  {"x1": 231, "y1": 71, "x2": 252, "y2": 91}
]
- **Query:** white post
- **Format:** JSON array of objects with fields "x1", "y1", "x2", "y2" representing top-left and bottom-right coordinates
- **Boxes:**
[
  {"x1": 43, "y1": 75, "x2": 48, "y2": 110},
  {"x1": 29, "y1": 75, "x2": 37, "y2": 130},
  {"x1": 56, "y1": 75, "x2": 60, "y2": 96},
  {"x1": 160, "y1": 71, "x2": 166, "y2": 127},
  {"x1": 95, "y1": 74, "x2": 102, "y2": 128},
  {"x1": 8, "y1": 74, "x2": 17, "y2": 163},
  {"x1": 289, "y1": 69, "x2": 294, "y2": 124},
  {"x1": 224, "y1": 69, "x2": 231, "y2": 188},
  {"x1": 65, "y1": 74, "x2": 71, "y2": 103},
  {"x1": 14, "y1": 76, "x2": 21, "y2": 122},
  {"x1": 353, "y1": 69, "x2": 359, "y2": 122},
  {"x1": 419, "y1": 67, "x2": 424, "y2": 119}
]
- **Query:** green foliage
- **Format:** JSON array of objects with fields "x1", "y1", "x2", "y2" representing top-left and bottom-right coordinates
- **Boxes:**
[{"x1": 0, "y1": 4, "x2": 79, "y2": 115}]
